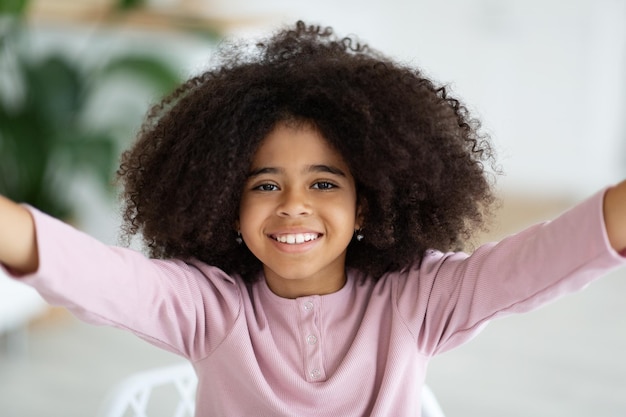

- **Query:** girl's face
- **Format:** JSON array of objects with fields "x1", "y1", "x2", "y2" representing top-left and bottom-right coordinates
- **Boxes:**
[{"x1": 239, "y1": 122, "x2": 362, "y2": 299}]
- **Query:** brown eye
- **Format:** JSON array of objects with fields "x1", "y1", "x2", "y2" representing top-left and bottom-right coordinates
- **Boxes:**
[
  {"x1": 254, "y1": 183, "x2": 279, "y2": 191},
  {"x1": 312, "y1": 181, "x2": 336, "y2": 190}
]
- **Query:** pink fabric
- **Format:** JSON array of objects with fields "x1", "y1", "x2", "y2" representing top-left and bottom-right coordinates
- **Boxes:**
[{"x1": 6, "y1": 189, "x2": 625, "y2": 416}]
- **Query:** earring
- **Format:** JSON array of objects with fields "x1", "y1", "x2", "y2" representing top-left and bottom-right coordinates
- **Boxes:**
[
  {"x1": 355, "y1": 229, "x2": 364, "y2": 242},
  {"x1": 235, "y1": 231, "x2": 243, "y2": 245}
]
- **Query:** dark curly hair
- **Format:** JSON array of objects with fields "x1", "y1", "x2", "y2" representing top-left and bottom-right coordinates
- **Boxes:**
[{"x1": 117, "y1": 20, "x2": 498, "y2": 282}]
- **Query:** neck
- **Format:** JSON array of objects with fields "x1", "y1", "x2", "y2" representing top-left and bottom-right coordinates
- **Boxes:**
[{"x1": 263, "y1": 269, "x2": 347, "y2": 299}]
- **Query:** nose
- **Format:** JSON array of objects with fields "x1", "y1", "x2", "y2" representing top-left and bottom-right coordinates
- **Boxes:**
[{"x1": 277, "y1": 187, "x2": 312, "y2": 217}]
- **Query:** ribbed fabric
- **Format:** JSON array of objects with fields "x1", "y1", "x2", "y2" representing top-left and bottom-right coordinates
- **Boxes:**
[{"x1": 6, "y1": 189, "x2": 625, "y2": 416}]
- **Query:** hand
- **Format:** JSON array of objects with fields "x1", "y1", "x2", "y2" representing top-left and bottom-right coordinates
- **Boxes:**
[
  {"x1": 0, "y1": 195, "x2": 39, "y2": 274},
  {"x1": 603, "y1": 180, "x2": 626, "y2": 254}
]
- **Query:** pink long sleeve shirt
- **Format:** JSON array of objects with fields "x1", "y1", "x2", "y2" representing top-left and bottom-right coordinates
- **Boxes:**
[{"x1": 8, "y1": 190, "x2": 626, "y2": 416}]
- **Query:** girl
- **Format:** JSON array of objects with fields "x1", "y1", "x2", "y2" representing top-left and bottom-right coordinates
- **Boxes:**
[{"x1": 2, "y1": 21, "x2": 626, "y2": 416}]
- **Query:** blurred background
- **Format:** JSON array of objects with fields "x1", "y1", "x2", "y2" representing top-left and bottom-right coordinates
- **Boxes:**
[{"x1": 0, "y1": 0, "x2": 625, "y2": 416}]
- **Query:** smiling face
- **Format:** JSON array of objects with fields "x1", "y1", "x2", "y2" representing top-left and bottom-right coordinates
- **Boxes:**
[{"x1": 238, "y1": 122, "x2": 362, "y2": 298}]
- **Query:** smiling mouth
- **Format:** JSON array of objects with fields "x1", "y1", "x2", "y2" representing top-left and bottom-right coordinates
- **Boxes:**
[{"x1": 270, "y1": 233, "x2": 321, "y2": 244}]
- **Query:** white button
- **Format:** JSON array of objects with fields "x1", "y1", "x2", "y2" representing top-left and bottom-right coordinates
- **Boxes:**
[
  {"x1": 306, "y1": 334, "x2": 318, "y2": 345},
  {"x1": 310, "y1": 369, "x2": 321, "y2": 379},
  {"x1": 303, "y1": 301, "x2": 314, "y2": 311}
]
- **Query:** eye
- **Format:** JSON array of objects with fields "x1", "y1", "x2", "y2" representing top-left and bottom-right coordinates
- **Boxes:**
[
  {"x1": 312, "y1": 181, "x2": 336, "y2": 190},
  {"x1": 253, "y1": 183, "x2": 279, "y2": 191}
]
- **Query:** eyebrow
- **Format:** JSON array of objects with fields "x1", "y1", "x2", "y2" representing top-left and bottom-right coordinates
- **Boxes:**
[{"x1": 247, "y1": 164, "x2": 347, "y2": 178}]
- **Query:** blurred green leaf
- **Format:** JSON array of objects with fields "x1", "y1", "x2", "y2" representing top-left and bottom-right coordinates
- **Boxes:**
[
  {"x1": 0, "y1": 0, "x2": 29, "y2": 15},
  {"x1": 115, "y1": 0, "x2": 145, "y2": 11},
  {"x1": 21, "y1": 55, "x2": 85, "y2": 127},
  {"x1": 0, "y1": 12, "x2": 220, "y2": 219},
  {"x1": 0, "y1": 46, "x2": 178, "y2": 217},
  {"x1": 99, "y1": 55, "x2": 180, "y2": 94},
  {"x1": 57, "y1": 132, "x2": 117, "y2": 190}
]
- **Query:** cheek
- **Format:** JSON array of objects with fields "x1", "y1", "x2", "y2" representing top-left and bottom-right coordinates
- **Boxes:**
[
  {"x1": 329, "y1": 197, "x2": 358, "y2": 229},
  {"x1": 238, "y1": 206, "x2": 253, "y2": 233},
  {"x1": 238, "y1": 197, "x2": 268, "y2": 234}
]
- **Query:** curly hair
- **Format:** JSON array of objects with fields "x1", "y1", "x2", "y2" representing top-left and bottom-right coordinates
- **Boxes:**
[{"x1": 117, "y1": 20, "x2": 498, "y2": 282}]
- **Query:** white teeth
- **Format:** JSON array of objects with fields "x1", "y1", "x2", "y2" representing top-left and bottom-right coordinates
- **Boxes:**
[{"x1": 274, "y1": 233, "x2": 319, "y2": 244}]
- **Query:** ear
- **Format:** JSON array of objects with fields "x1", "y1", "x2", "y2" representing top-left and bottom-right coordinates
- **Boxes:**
[
  {"x1": 234, "y1": 219, "x2": 240, "y2": 233},
  {"x1": 355, "y1": 196, "x2": 366, "y2": 230}
]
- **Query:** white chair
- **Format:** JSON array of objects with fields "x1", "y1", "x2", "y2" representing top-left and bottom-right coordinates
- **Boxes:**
[
  {"x1": 99, "y1": 362, "x2": 446, "y2": 417},
  {"x1": 422, "y1": 384, "x2": 447, "y2": 417},
  {"x1": 97, "y1": 362, "x2": 197, "y2": 417}
]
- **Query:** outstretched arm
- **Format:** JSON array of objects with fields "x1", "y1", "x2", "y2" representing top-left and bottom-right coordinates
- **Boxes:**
[
  {"x1": 603, "y1": 180, "x2": 626, "y2": 254},
  {"x1": 0, "y1": 195, "x2": 39, "y2": 274}
]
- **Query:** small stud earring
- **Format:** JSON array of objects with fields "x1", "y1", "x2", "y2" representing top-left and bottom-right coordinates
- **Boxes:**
[
  {"x1": 355, "y1": 229, "x2": 364, "y2": 242},
  {"x1": 235, "y1": 231, "x2": 243, "y2": 245}
]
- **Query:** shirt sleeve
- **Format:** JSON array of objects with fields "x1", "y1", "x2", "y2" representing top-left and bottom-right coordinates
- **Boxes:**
[
  {"x1": 395, "y1": 188, "x2": 626, "y2": 356},
  {"x1": 1, "y1": 208, "x2": 242, "y2": 361}
]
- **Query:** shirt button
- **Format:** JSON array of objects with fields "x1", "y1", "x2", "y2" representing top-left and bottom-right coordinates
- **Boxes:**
[
  {"x1": 303, "y1": 301, "x2": 314, "y2": 311},
  {"x1": 306, "y1": 334, "x2": 318, "y2": 345},
  {"x1": 310, "y1": 369, "x2": 321, "y2": 379}
]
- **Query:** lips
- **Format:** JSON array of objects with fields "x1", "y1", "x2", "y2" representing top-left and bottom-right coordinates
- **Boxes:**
[{"x1": 270, "y1": 232, "x2": 321, "y2": 245}]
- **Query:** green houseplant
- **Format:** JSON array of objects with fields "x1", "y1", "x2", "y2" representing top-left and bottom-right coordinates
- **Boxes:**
[{"x1": 0, "y1": 0, "x2": 184, "y2": 219}]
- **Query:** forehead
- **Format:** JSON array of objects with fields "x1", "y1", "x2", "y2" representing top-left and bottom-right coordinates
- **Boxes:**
[{"x1": 250, "y1": 122, "x2": 350, "y2": 171}]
